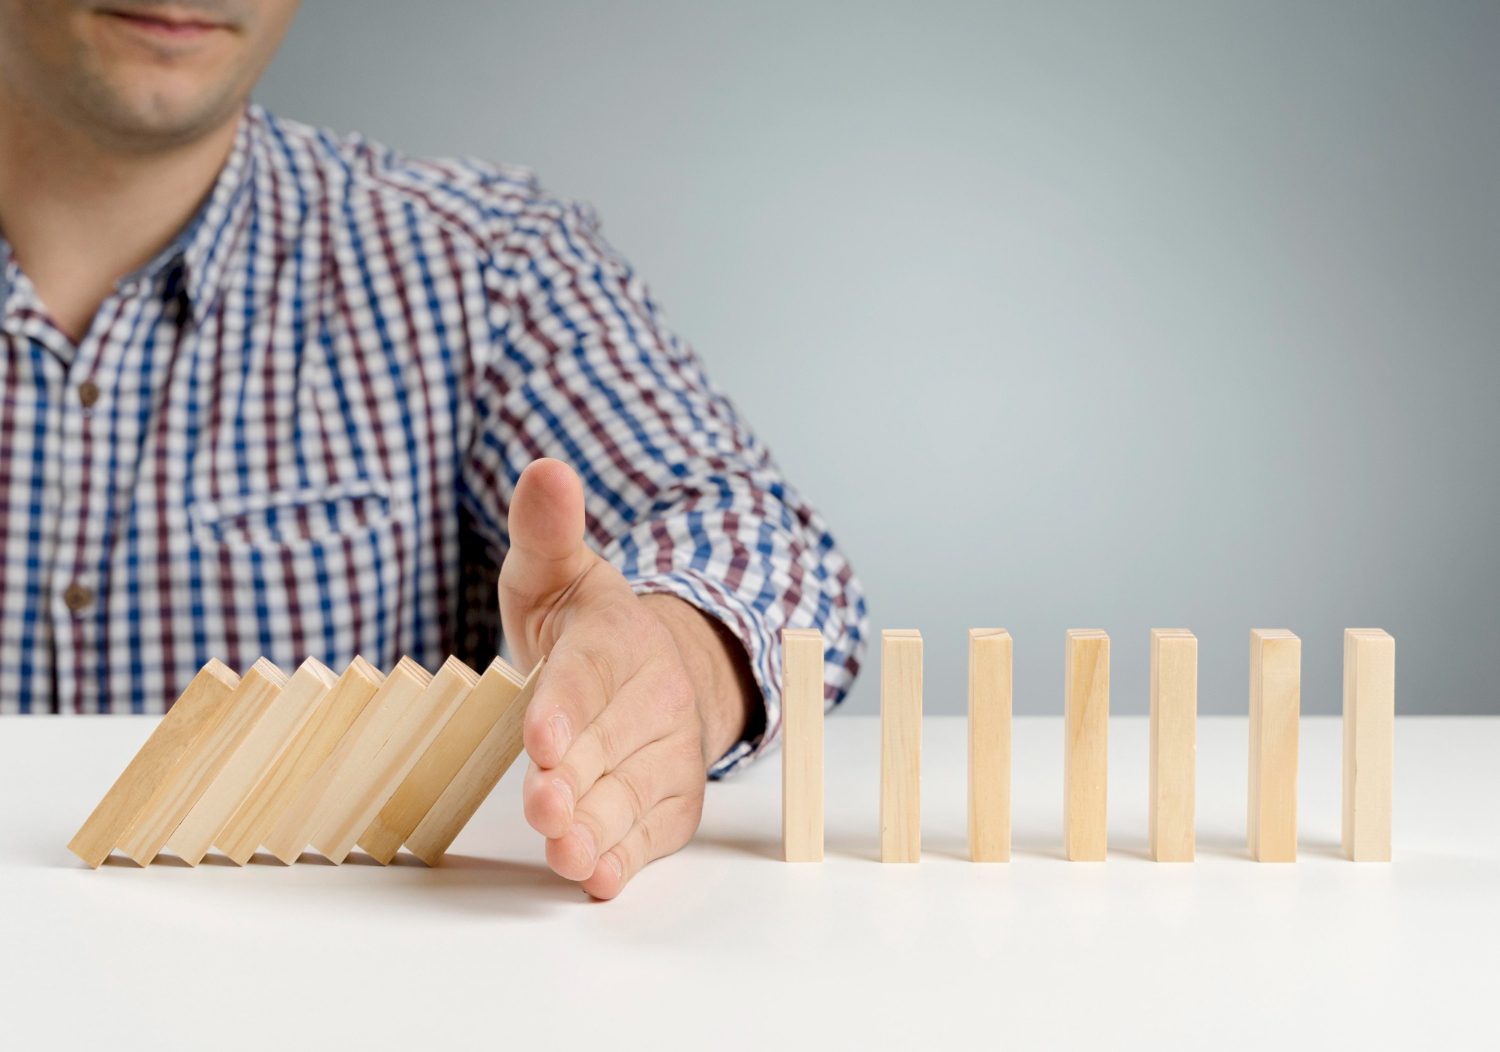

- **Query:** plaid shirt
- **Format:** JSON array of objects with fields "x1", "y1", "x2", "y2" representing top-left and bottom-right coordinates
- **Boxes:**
[{"x1": 0, "y1": 105, "x2": 866, "y2": 776}]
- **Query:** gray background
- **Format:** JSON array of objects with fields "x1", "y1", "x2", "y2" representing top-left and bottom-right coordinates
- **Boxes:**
[{"x1": 260, "y1": 1, "x2": 1499, "y2": 717}]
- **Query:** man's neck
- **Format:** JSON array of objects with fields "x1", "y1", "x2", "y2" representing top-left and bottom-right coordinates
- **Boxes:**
[{"x1": 0, "y1": 91, "x2": 242, "y2": 343}]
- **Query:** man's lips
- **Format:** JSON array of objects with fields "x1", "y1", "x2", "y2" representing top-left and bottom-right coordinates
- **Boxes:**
[{"x1": 97, "y1": 7, "x2": 232, "y2": 41}]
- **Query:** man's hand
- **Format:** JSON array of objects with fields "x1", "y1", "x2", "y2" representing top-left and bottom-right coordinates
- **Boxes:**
[{"x1": 498, "y1": 458, "x2": 758, "y2": 899}]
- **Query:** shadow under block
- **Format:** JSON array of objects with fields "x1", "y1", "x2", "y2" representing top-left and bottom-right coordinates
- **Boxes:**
[
  {"x1": 167, "y1": 659, "x2": 318, "y2": 866},
  {"x1": 67, "y1": 660, "x2": 240, "y2": 867},
  {"x1": 359, "y1": 655, "x2": 528, "y2": 865},
  {"x1": 1343, "y1": 628, "x2": 1395, "y2": 861},
  {"x1": 781, "y1": 628, "x2": 825, "y2": 863},
  {"x1": 116, "y1": 661, "x2": 291, "y2": 866},
  {"x1": 406, "y1": 659, "x2": 542, "y2": 866},
  {"x1": 258, "y1": 658, "x2": 387, "y2": 865},
  {"x1": 311, "y1": 656, "x2": 468, "y2": 864},
  {"x1": 1249, "y1": 629, "x2": 1301, "y2": 862},
  {"x1": 967, "y1": 628, "x2": 1012, "y2": 862},
  {"x1": 220, "y1": 657, "x2": 387, "y2": 864},
  {"x1": 1064, "y1": 630, "x2": 1109, "y2": 861},
  {"x1": 880, "y1": 629, "x2": 923, "y2": 863},
  {"x1": 1149, "y1": 629, "x2": 1197, "y2": 862}
]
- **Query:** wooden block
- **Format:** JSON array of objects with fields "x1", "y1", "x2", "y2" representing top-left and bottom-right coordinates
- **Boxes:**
[
  {"x1": 1149, "y1": 629, "x2": 1197, "y2": 862},
  {"x1": 310, "y1": 657, "x2": 469, "y2": 864},
  {"x1": 216, "y1": 657, "x2": 384, "y2": 864},
  {"x1": 359, "y1": 654, "x2": 530, "y2": 865},
  {"x1": 1064, "y1": 629, "x2": 1109, "y2": 861},
  {"x1": 1248, "y1": 628, "x2": 1300, "y2": 862},
  {"x1": 115, "y1": 660, "x2": 288, "y2": 866},
  {"x1": 66, "y1": 661, "x2": 240, "y2": 868},
  {"x1": 1343, "y1": 628, "x2": 1395, "y2": 861},
  {"x1": 781, "y1": 628, "x2": 825, "y2": 863},
  {"x1": 880, "y1": 629, "x2": 922, "y2": 863},
  {"x1": 405, "y1": 659, "x2": 542, "y2": 866},
  {"x1": 257, "y1": 657, "x2": 387, "y2": 865},
  {"x1": 967, "y1": 628, "x2": 1012, "y2": 862},
  {"x1": 166, "y1": 659, "x2": 320, "y2": 866}
]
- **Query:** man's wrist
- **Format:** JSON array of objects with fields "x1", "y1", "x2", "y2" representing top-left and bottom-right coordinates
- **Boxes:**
[{"x1": 638, "y1": 593, "x2": 758, "y2": 768}]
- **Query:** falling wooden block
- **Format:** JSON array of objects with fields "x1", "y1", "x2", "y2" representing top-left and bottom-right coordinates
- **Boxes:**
[
  {"x1": 115, "y1": 660, "x2": 290, "y2": 866},
  {"x1": 166, "y1": 659, "x2": 322, "y2": 866},
  {"x1": 405, "y1": 659, "x2": 542, "y2": 866},
  {"x1": 67, "y1": 660, "x2": 240, "y2": 868},
  {"x1": 880, "y1": 629, "x2": 922, "y2": 863},
  {"x1": 359, "y1": 655, "x2": 530, "y2": 865},
  {"x1": 220, "y1": 657, "x2": 390, "y2": 864},
  {"x1": 1249, "y1": 628, "x2": 1300, "y2": 862},
  {"x1": 1343, "y1": 628, "x2": 1394, "y2": 861},
  {"x1": 310, "y1": 657, "x2": 471, "y2": 864},
  {"x1": 1149, "y1": 629, "x2": 1197, "y2": 862},
  {"x1": 967, "y1": 628, "x2": 1012, "y2": 862},
  {"x1": 1064, "y1": 629, "x2": 1109, "y2": 862},
  {"x1": 781, "y1": 628, "x2": 825, "y2": 863}
]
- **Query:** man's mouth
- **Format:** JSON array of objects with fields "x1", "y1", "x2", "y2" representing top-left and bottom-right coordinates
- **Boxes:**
[{"x1": 96, "y1": 6, "x2": 234, "y2": 42}]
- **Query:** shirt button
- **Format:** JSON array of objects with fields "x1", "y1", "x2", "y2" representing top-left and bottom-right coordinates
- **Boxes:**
[
  {"x1": 63, "y1": 583, "x2": 94, "y2": 613},
  {"x1": 78, "y1": 381, "x2": 100, "y2": 408}
]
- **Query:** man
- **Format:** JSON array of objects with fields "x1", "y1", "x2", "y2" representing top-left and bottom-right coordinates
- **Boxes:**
[{"x1": 0, "y1": 2, "x2": 866, "y2": 898}]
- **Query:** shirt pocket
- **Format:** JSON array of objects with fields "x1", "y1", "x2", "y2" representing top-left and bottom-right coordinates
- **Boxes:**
[{"x1": 186, "y1": 477, "x2": 404, "y2": 551}]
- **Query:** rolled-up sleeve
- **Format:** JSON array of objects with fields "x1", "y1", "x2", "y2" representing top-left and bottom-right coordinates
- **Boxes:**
[{"x1": 458, "y1": 184, "x2": 867, "y2": 777}]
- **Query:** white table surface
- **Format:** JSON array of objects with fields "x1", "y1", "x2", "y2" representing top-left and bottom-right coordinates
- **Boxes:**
[{"x1": 1, "y1": 715, "x2": 1496, "y2": 1051}]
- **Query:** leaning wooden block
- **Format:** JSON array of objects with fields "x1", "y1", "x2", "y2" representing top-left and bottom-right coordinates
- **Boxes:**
[
  {"x1": 67, "y1": 660, "x2": 240, "y2": 868},
  {"x1": 880, "y1": 629, "x2": 922, "y2": 863},
  {"x1": 405, "y1": 659, "x2": 542, "y2": 867},
  {"x1": 220, "y1": 657, "x2": 390, "y2": 864},
  {"x1": 1149, "y1": 629, "x2": 1197, "y2": 862},
  {"x1": 258, "y1": 657, "x2": 387, "y2": 865},
  {"x1": 166, "y1": 658, "x2": 316, "y2": 866},
  {"x1": 781, "y1": 628, "x2": 825, "y2": 863},
  {"x1": 1249, "y1": 628, "x2": 1300, "y2": 862},
  {"x1": 359, "y1": 654, "x2": 529, "y2": 865},
  {"x1": 1064, "y1": 629, "x2": 1109, "y2": 861},
  {"x1": 116, "y1": 660, "x2": 289, "y2": 866},
  {"x1": 1343, "y1": 628, "x2": 1395, "y2": 861},
  {"x1": 967, "y1": 628, "x2": 1012, "y2": 862},
  {"x1": 311, "y1": 656, "x2": 470, "y2": 864}
]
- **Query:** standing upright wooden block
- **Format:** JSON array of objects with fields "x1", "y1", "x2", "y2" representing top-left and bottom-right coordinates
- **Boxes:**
[
  {"x1": 167, "y1": 658, "x2": 322, "y2": 866},
  {"x1": 781, "y1": 628, "x2": 825, "y2": 863},
  {"x1": 1149, "y1": 629, "x2": 1197, "y2": 862},
  {"x1": 405, "y1": 659, "x2": 543, "y2": 866},
  {"x1": 67, "y1": 660, "x2": 240, "y2": 868},
  {"x1": 1249, "y1": 628, "x2": 1300, "y2": 862},
  {"x1": 311, "y1": 656, "x2": 471, "y2": 864},
  {"x1": 220, "y1": 657, "x2": 390, "y2": 864},
  {"x1": 880, "y1": 629, "x2": 922, "y2": 863},
  {"x1": 115, "y1": 659, "x2": 287, "y2": 866},
  {"x1": 1064, "y1": 629, "x2": 1109, "y2": 861},
  {"x1": 968, "y1": 628, "x2": 1012, "y2": 862},
  {"x1": 1343, "y1": 628, "x2": 1394, "y2": 861}
]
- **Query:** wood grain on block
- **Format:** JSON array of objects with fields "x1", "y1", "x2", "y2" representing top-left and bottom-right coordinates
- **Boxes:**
[
  {"x1": 115, "y1": 660, "x2": 287, "y2": 866},
  {"x1": 218, "y1": 656, "x2": 383, "y2": 864},
  {"x1": 66, "y1": 660, "x2": 240, "y2": 868},
  {"x1": 359, "y1": 654, "x2": 524, "y2": 865},
  {"x1": 1149, "y1": 629, "x2": 1197, "y2": 862},
  {"x1": 1343, "y1": 628, "x2": 1395, "y2": 861},
  {"x1": 311, "y1": 656, "x2": 468, "y2": 864},
  {"x1": 166, "y1": 659, "x2": 315, "y2": 865},
  {"x1": 781, "y1": 628, "x2": 825, "y2": 863},
  {"x1": 967, "y1": 628, "x2": 1012, "y2": 862},
  {"x1": 880, "y1": 629, "x2": 923, "y2": 863},
  {"x1": 257, "y1": 657, "x2": 387, "y2": 865},
  {"x1": 405, "y1": 659, "x2": 539, "y2": 867},
  {"x1": 1064, "y1": 629, "x2": 1109, "y2": 861},
  {"x1": 1249, "y1": 629, "x2": 1300, "y2": 862}
]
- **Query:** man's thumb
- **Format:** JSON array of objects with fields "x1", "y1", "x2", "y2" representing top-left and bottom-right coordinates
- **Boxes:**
[{"x1": 499, "y1": 458, "x2": 594, "y2": 627}]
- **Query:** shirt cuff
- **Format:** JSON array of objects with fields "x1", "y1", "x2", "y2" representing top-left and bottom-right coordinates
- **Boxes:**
[{"x1": 624, "y1": 568, "x2": 779, "y2": 780}]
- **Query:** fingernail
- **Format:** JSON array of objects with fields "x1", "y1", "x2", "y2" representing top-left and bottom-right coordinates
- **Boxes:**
[
  {"x1": 549, "y1": 714, "x2": 572, "y2": 757},
  {"x1": 572, "y1": 823, "x2": 596, "y2": 865},
  {"x1": 552, "y1": 777, "x2": 574, "y2": 819}
]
